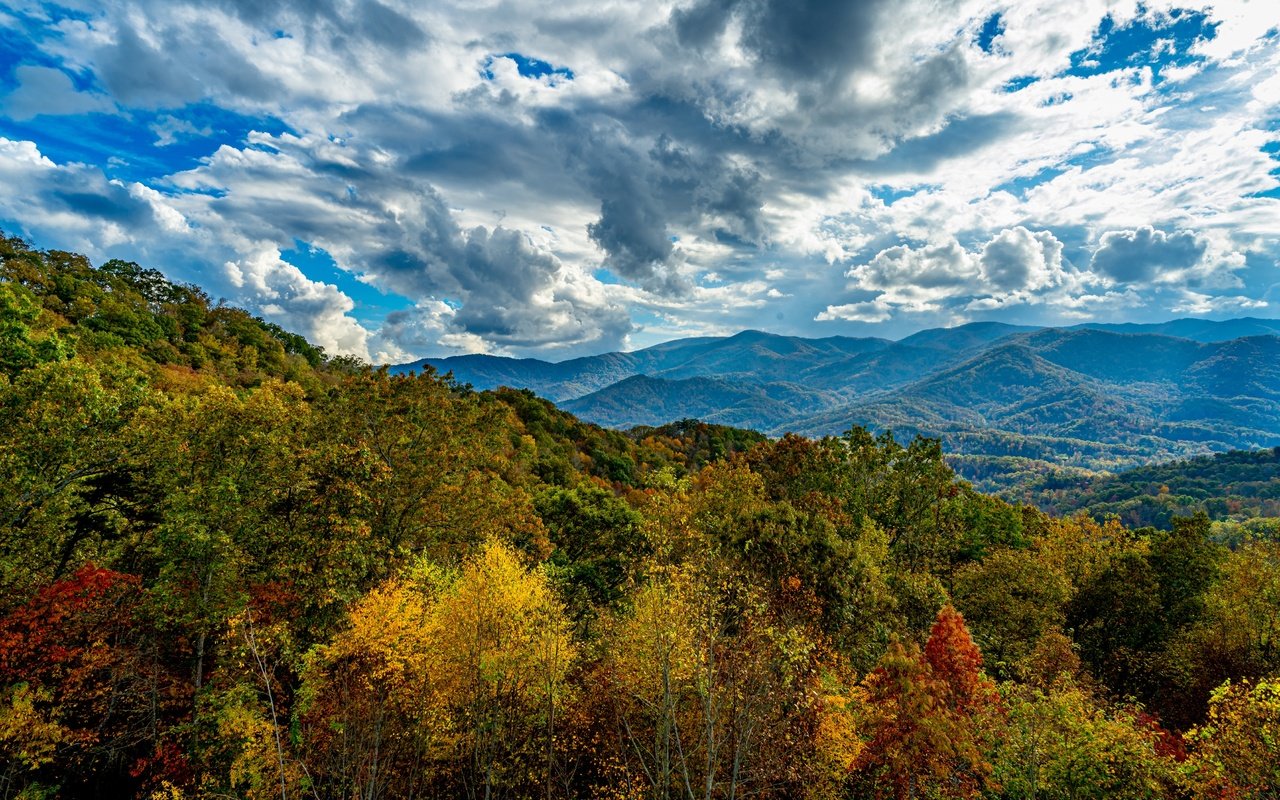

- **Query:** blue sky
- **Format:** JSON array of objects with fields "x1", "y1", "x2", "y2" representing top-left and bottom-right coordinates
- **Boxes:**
[{"x1": 0, "y1": 0, "x2": 1277, "y2": 362}]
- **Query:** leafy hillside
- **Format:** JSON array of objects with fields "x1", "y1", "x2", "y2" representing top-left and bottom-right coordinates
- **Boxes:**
[
  {"x1": 1004, "y1": 447, "x2": 1280, "y2": 529},
  {"x1": 797, "y1": 332, "x2": 1280, "y2": 474},
  {"x1": 3, "y1": 234, "x2": 1280, "y2": 800},
  {"x1": 418, "y1": 321, "x2": 1280, "y2": 483}
]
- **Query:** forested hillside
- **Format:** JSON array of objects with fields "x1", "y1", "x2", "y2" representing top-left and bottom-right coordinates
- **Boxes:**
[
  {"x1": 3, "y1": 234, "x2": 1279, "y2": 799},
  {"x1": 406, "y1": 320, "x2": 1280, "y2": 483},
  {"x1": 976, "y1": 447, "x2": 1280, "y2": 531}
]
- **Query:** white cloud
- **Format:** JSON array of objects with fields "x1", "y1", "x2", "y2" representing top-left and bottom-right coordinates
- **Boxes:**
[
  {"x1": 1, "y1": 65, "x2": 113, "y2": 120},
  {"x1": 0, "y1": 0, "x2": 1276, "y2": 354},
  {"x1": 979, "y1": 226, "x2": 1065, "y2": 292},
  {"x1": 1171, "y1": 290, "x2": 1268, "y2": 315},
  {"x1": 150, "y1": 114, "x2": 213, "y2": 146},
  {"x1": 815, "y1": 300, "x2": 893, "y2": 323}
]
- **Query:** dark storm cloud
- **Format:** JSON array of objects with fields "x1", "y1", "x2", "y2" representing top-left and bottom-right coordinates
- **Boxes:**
[
  {"x1": 672, "y1": 0, "x2": 889, "y2": 85},
  {"x1": 738, "y1": 0, "x2": 887, "y2": 84},
  {"x1": 212, "y1": 0, "x2": 428, "y2": 50},
  {"x1": 1090, "y1": 227, "x2": 1209, "y2": 284}
]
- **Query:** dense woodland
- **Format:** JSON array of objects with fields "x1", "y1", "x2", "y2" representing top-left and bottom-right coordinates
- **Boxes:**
[
  {"x1": 2, "y1": 233, "x2": 1279, "y2": 799},
  {"x1": 996, "y1": 449, "x2": 1280, "y2": 531}
]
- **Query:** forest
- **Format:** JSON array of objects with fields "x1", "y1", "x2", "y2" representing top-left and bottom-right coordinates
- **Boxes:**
[{"x1": 1, "y1": 232, "x2": 1278, "y2": 799}]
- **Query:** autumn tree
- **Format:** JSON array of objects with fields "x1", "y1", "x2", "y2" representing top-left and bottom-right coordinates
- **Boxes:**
[
  {"x1": 0, "y1": 565, "x2": 186, "y2": 797},
  {"x1": 1184, "y1": 678, "x2": 1280, "y2": 799},
  {"x1": 993, "y1": 682, "x2": 1174, "y2": 800},
  {"x1": 601, "y1": 560, "x2": 829, "y2": 800},
  {"x1": 853, "y1": 606, "x2": 1002, "y2": 800},
  {"x1": 302, "y1": 539, "x2": 575, "y2": 799}
]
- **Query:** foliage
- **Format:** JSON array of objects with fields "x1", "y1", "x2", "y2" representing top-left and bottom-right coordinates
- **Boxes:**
[{"x1": 0, "y1": 235, "x2": 1275, "y2": 798}]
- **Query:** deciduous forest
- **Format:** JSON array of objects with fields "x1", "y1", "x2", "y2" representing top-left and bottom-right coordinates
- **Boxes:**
[{"x1": 2, "y1": 234, "x2": 1278, "y2": 799}]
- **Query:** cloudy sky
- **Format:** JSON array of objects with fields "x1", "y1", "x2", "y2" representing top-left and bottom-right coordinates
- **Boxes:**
[{"x1": 0, "y1": 1, "x2": 1277, "y2": 362}]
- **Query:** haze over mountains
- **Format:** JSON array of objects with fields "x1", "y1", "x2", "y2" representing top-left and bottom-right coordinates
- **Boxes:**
[{"x1": 393, "y1": 317, "x2": 1280, "y2": 481}]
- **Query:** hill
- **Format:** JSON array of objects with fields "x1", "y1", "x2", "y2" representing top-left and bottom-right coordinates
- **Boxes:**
[
  {"x1": 408, "y1": 322, "x2": 1280, "y2": 482},
  {"x1": 1010, "y1": 446, "x2": 1280, "y2": 529},
  {"x1": 3, "y1": 233, "x2": 1278, "y2": 798}
]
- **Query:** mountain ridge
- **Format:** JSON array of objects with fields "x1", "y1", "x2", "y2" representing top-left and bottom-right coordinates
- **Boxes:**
[{"x1": 393, "y1": 318, "x2": 1280, "y2": 479}]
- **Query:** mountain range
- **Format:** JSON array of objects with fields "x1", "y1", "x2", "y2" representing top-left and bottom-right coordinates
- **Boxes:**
[{"x1": 392, "y1": 317, "x2": 1280, "y2": 484}]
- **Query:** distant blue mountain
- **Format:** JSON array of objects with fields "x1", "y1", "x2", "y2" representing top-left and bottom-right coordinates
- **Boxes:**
[{"x1": 391, "y1": 318, "x2": 1280, "y2": 475}]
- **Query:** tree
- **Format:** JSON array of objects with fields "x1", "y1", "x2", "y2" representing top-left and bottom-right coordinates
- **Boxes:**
[
  {"x1": 301, "y1": 539, "x2": 575, "y2": 799},
  {"x1": 602, "y1": 561, "x2": 827, "y2": 800},
  {"x1": 536, "y1": 483, "x2": 646, "y2": 629},
  {"x1": 993, "y1": 682, "x2": 1173, "y2": 800},
  {"x1": 0, "y1": 280, "x2": 70, "y2": 378},
  {"x1": 1184, "y1": 678, "x2": 1280, "y2": 799},
  {"x1": 853, "y1": 606, "x2": 1002, "y2": 800},
  {"x1": 431, "y1": 538, "x2": 577, "y2": 800},
  {"x1": 298, "y1": 573, "x2": 449, "y2": 800},
  {"x1": 953, "y1": 547, "x2": 1071, "y2": 677},
  {"x1": 0, "y1": 565, "x2": 186, "y2": 796}
]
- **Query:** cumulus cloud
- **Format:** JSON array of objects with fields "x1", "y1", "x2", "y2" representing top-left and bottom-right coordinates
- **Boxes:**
[
  {"x1": 1090, "y1": 226, "x2": 1208, "y2": 284},
  {"x1": 0, "y1": 0, "x2": 1276, "y2": 356},
  {"x1": 834, "y1": 227, "x2": 1080, "y2": 319},
  {"x1": 979, "y1": 226, "x2": 1065, "y2": 292},
  {"x1": 815, "y1": 299, "x2": 892, "y2": 323}
]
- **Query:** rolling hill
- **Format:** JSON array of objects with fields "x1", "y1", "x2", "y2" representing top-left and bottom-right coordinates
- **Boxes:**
[{"x1": 394, "y1": 319, "x2": 1280, "y2": 480}]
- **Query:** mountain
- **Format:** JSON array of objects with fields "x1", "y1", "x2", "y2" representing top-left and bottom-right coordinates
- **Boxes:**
[
  {"x1": 560, "y1": 374, "x2": 838, "y2": 431},
  {"x1": 395, "y1": 320, "x2": 1280, "y2": 481},
  {"x1": 398, "y1": 329, "x2": 892, "y2": 400},
  {"x1": 1072, "y1": 316, "x2": 1280, "y2": 342},
  {"x1": 1014, "y1": 447, "x2": 1280, "y2": 530},
  {"x1": 792, "y1": 331, "x2": 1280, "y2": 472}
]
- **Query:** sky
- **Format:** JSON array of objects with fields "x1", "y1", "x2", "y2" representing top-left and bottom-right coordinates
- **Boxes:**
[{"x1": 0, "y1": 1, "x2": 1277, "y2": 364}]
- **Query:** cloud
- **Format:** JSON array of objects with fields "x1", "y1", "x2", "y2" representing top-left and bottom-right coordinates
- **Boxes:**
[
  {"x1": 151, "y1": 115, "x2": 214, "y2": 146},
  {"x1": 979, "y1": 226, "x2": 1065, "y2": 292},
  {"x1": 0, "y1": 0, "x2": 1276, "y2": 356},
  {"x1": 1090, "y1": 226, "x2": 1208, "y2": 284},
  {"x1": 1, "y1": 65, "x2": 114, "y2": 120},
  {"x1": 815, "y1": 299, "x2": 892, "y2": 323},
  {"x1": 832, "y1": 227, "x2": 1087, "y2": 320},
  {"x1": 1171, "y1": 289, "x2": 1268, "y2": 315}
]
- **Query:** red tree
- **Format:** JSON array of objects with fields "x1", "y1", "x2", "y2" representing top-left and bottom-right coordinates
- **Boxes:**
[{"x1": 855, "y1": 605, "x2": 1004, "y2": 799}]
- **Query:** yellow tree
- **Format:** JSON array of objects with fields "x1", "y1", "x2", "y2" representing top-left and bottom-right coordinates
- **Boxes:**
[
  {"x1": 604, "y1": 561, "x2": 831, "y2": 800},
  {"x1": 1185, "y1": 678, "x2": 1280, "y2": 799},
  {"x1": 301, "y1": 539, "x2": 575, "y2": 799},
  {"x1": 298, "y1": 574, "x2": 449, "y2": 800},
  {"x1": 431, "y1": 538, "x2": 577, "y2": 800}
]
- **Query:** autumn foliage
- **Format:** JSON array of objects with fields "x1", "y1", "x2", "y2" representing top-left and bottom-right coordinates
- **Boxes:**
[{"x1": 1, "y1": 236, "x2": 1278, "y2": 798}]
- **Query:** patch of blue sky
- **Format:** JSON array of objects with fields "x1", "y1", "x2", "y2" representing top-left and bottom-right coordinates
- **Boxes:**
[
  {"x1": 1064, "y1": 7, "x2": 1217, "y2": 81},
  {"x1": 868, "y1": 184, "x2": 922, "y2": 206},
  {"x1": 975, "y1": 13, "x2": 1004, "y2": 54},
  {"x1": 481, "y1": 52, "x2": 573, "y2": 81},
  {"x1": 10, "y1": 2, "x2": 95, "y2": 25},
  {"x1": 990, "y1": 166, "x2": 1068, "y2": 199},
  {"x1": 992, "y1": 145, "x2": 1114, "y2": 199},
  {"x1": 0, "y1": 102, "x2": 293, "y2": 185},
  {"x1": 0, "y1": 26, "x2": 58, "y2": 82},
  {"x1": 1246, "y1": 166, "x2": 1280, "y2": 200},
  {"x1": 1001, "y1": 75, "x2": 1039, "y2": 93},
  {"x1": 279, "y1": 240, "x2": 416, "y2": 325},
  {"x1": 0, "y1": 5, "x2": 105, "y2": 88},
  {"x1": 592, "y1": 268, "x2": 624, "y2": 285}
]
